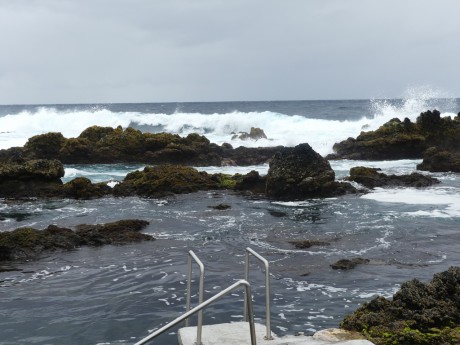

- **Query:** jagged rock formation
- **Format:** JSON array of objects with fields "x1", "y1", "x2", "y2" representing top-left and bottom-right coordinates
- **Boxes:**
[
  {"x1": 0, "y1": 126, "x2": 280, "y2": 166},
  {"x1": 331, "y1": 110, "x2": 460, "y2": 160},
  {"x1": 341, "y1": 266, "x2": 460, "y2": 345},
  {"x1": 266, "y1": 143, "x2": 356, "y2": 200}
]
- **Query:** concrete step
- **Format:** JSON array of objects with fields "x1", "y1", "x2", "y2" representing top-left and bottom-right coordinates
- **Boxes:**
[{"x1": 178, "y1": 322, "x2": 374, "y2": 345}]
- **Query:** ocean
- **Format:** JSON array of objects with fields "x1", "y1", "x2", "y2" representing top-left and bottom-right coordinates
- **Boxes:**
[{"x1": 1, "y1": 95, "x2": 460, "y2": 344}]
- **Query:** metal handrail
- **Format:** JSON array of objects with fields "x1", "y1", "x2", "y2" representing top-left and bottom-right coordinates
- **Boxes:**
[
  {"x1": 244, "y1": 247, "x2": 273, "y2": 340},
  {"x1": 185, "y1": 250, "x2": 205, "y2": 345},
  {"x1": 134, "y1": 279, "x2": 257, "y2": 345}
]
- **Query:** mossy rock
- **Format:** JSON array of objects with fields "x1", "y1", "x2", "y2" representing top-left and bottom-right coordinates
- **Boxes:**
[
  {"x1": 341, "y1": 266, "x2": 460, "y2": 345},
  {"x1": 0, "y1": 220, "x2": 153, "y2": 261},
  {"x1": 144, "y1": 132, "x2": 182, "y2": 151},
  {"x1": 332, "y1": 110, "x2": 460, "y2": 160},
  {"x1": 97, "y1": 126, "x2": 145, "y2": 155},
  {"x1": 417, "y1": 147, "x2": 460, "y2": 173},
  {"x1": 0, "y1": 226, "x2": 78, "y2": 260},
  {"x1": 24, "y1": 132, "x2": 66, "y2": 159},
  {"x1": 62, "y1": 177, "x2": 112, "y2": 199},
  {"x1": 113, "y1": 164, "x2": 222, "y2": 197},
  {"x1": 59, "y1": 137, "x2": 93, "y2": 163},
  {"x1": 75, "y1": 219, "x2": 152, "y2": 246},
  {"x1": 78, "y1": 126, "x2": 115, "y2": 142}
]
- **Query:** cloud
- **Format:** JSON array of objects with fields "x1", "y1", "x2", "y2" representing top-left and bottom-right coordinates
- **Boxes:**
[{"x1": 0, "y1": 0, "x2": 459, "y2": 104}]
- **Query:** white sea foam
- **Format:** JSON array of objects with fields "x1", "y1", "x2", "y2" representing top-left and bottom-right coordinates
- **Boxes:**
[
  {"x1": 362, "y1": 187, "x2": 460, "y2": 218},
  {"x1": 1, "y1": 91, "x2": 456, "y2": 155}
]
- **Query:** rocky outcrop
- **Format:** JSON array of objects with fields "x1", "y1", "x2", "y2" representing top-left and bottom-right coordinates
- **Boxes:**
[
  {"x1": 0, "y1": 220, "x2": 152, "y2": 262},
  {"x1": 62, "y1": 177, "x2": 113, "y2": 199},
  {"x1": 0, "y1": 159, "x2": 64, "y2": 198},
  {"x1": 232, "y1": 127, "x2": 268, "y2": 141},
  {"x1": 113, "y1": 164, "x2": 224, "y2": 197},
  {"x1": 1, "y1": 126, "x2": 281, "y2": 167},
  {"x1": 331, "y1": 110, "x2": 460, "y2": 160},
  {"x1": 233, "y1": 170, "x2": 267, "y2": 194},
  {"x1": 266, "y1": 143, "x2": 356, "y2": 200},
  {"x1": 0, "y1": 159, "x2": 114, "y2": 199},
  {"x1": 347, "y1": 166, "x2": 439, "y2": 188},
  {"x1": 341, "y1": 266, "x2": 460, "y2": 345},
  {"x1": 417, "y1": 147, "x2": 460, "y2": 173}
]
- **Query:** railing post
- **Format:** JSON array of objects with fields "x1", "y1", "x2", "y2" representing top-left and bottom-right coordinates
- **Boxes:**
[
  {"x1": 244, "y1": 247, "x2": 273, "y2": 340},
  {"x1": 134, "y1": 280, "x2": 257, "y2": 345},
  {"x1": 185, "y1": 250, "x2": 204, "y2": 345}
]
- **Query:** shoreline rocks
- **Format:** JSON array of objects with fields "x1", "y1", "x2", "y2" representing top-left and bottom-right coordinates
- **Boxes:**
[
  {"x1": 341, "y1": 266, "x2": 460, "y2": 345},
  {"x1": 330, "y1": 110, "x2": 460, "y2": 161},
  {"x1": 0, "y1": 159, "x2": 65, "y2": 198},
  {"x1": 417, "y1": 147, "x2": 460, "y2": 173}
]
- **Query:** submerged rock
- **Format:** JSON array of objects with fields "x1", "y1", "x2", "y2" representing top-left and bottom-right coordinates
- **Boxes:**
[
  {"x1": 341, "y1": 266, "x2": 460, "y2": 345},
  {"x1": 265, "y1": 143, "x2": 356, "y2": 200},
  {"x1": 331, "y1": 110, "x2": 460, "y2": 160},
  {"x1": 289, "y1": 240, "x2": 330, "y2": 249},
  {"x1": 0, "y1": 220, "x2": 153, "y2": 261},
  {"x1": 75, "y1": 219, "x2": 151, "y2": 246},
  {"x1": 208, "y1": 203, "x2": 231, "y2": 210},
  {"x1": 347, "y1": 166, "x2": 439, "y2": 188},
  {"x1": 330, "y1": 258, "x2": 369, "y2": 270}
]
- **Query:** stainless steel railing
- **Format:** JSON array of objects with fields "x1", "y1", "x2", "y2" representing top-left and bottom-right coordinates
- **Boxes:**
[
  {"x1": 133, "y1": 279, "x2": 257, "y2": 345},
  {"x1": 244, "y1": 247, "x2": 273, "y2": 340},
  {"x1": 185, "y1": 250, "x2": 205, "y2": 345}
]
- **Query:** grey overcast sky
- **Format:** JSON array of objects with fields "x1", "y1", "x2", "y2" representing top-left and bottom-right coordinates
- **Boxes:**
[{"x1": 0, "y1": 0, "x2": 459, "y2": 104}]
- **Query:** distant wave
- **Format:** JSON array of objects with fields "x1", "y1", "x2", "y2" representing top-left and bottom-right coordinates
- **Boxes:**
[{"x1": 0, "y1": 92, "x2": 457, "y2": 155}]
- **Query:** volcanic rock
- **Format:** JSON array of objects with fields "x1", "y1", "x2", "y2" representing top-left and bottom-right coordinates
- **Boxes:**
[
  {"x1": 265, "y1": 143, "x2": 356, "y2": 200},
  {"x1": 0, "y1": 220, "x2": 152, "y2": 261},
  {"x1": 347, "y1": 166, "x2": 439, "y2": 188},
  {"x1": 331, "y1": 258, "x2": 369, "y2": 270},
  {"x1": 113, "y1": 164, "x2": 223, "y2": 197},
  {"x1": 0, "y1": 159, "x2": 64, "y2": 198},
  {"x1": 232, "y1": 127, "x2": 268, "y2": 141},
  {"x1": 341, "y1": 266, "x2": 460, "y2": 345},
  {"x1": 331, "y1": 110, "x2": 460, "y2": 160},
  {"x1": 417, "y1": 147, "x2": 460, "y2": 173}
]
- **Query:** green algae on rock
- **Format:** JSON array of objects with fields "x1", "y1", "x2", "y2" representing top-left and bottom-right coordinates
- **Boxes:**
[
  {"x1": 341, "y1": 266, "x2": 460, "y2": 345},
  {"x1": 113, "y1": 164, "x2": 223, "y2": 197},
  {"x1": 0, "y1": 159, "x2": 65, "y2": 198},
  {"x1": 417, "y1": 147, "x2": 460, "y2": 173},
  {"x1": 331, "y1": 110, "x2": 460, "y2": 160},
  {"x1": 0, "y1": 220, "x2": 152, "y2": 262}
]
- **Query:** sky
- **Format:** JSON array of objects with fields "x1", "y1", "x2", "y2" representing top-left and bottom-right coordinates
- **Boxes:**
[{"x1": 0, "y1": 0, "x2": 459, "y2": 104}]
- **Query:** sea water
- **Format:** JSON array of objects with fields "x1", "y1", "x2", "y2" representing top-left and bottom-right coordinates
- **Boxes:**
[{"x1": 1, "y1": 92, "x2": 460, "y2": 344}]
